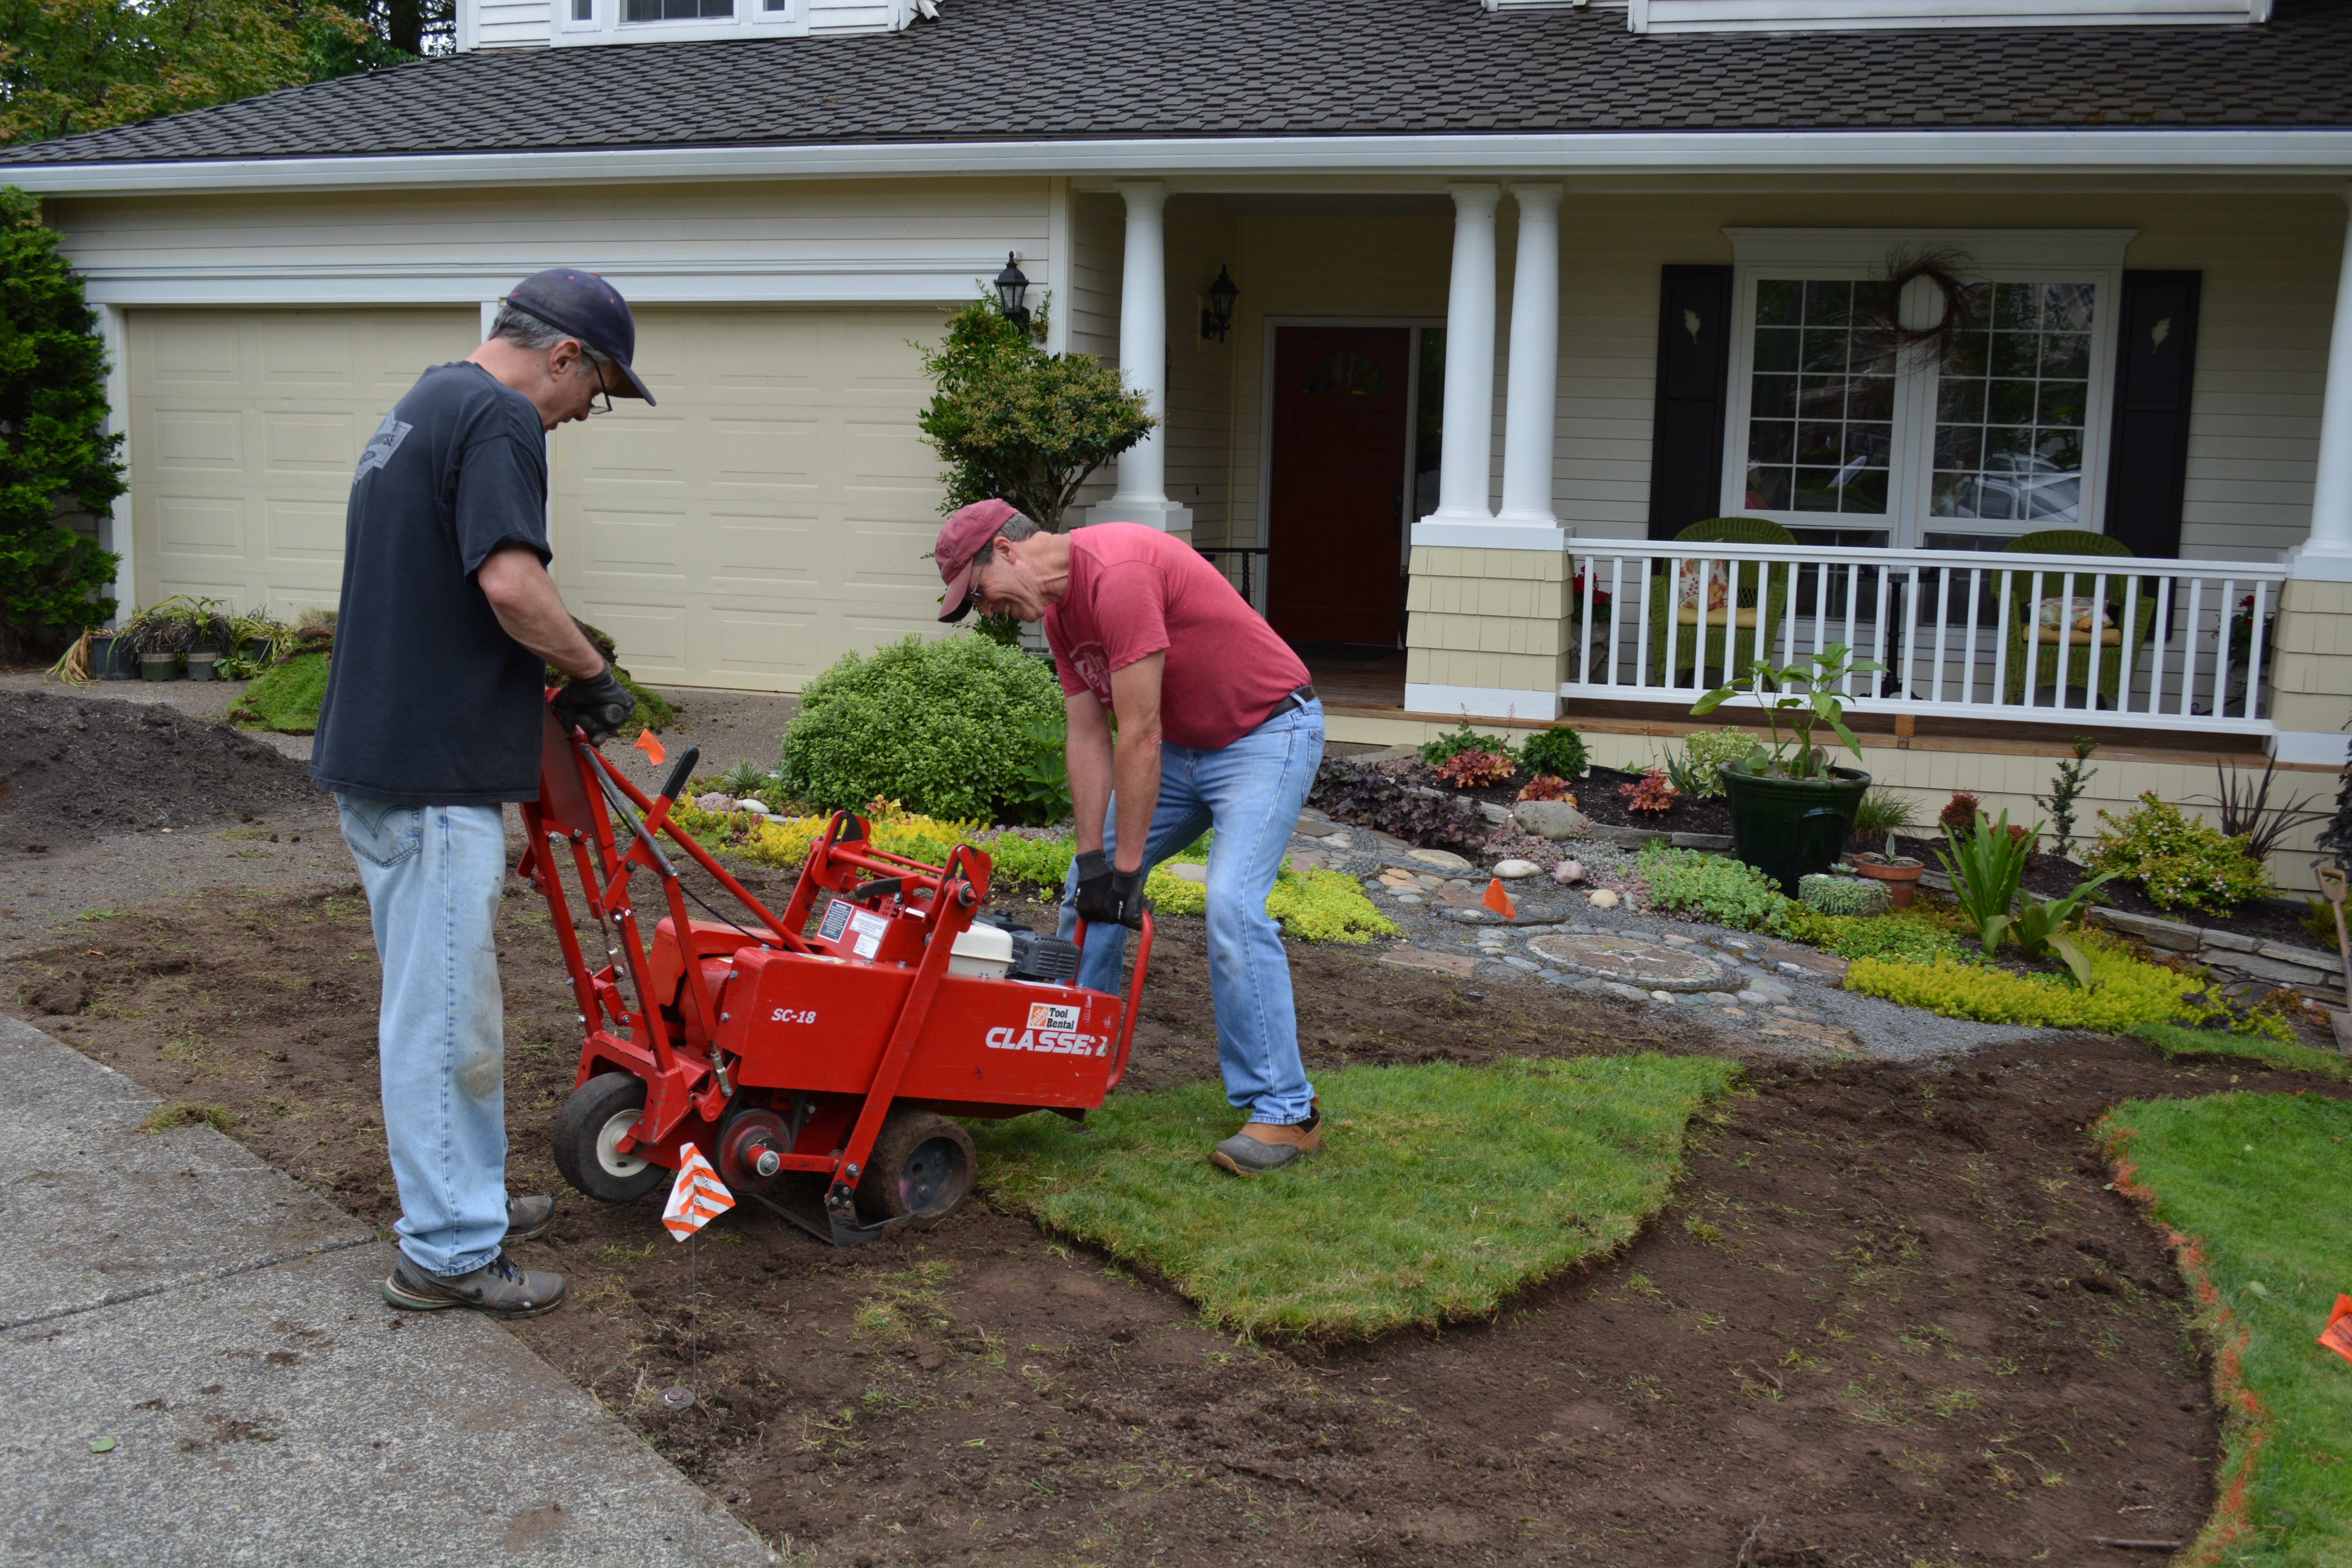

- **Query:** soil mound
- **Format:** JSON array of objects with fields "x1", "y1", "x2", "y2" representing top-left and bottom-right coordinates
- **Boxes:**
[{"x1": 0, "y1": 690, "x2": 318, "y2": 853}]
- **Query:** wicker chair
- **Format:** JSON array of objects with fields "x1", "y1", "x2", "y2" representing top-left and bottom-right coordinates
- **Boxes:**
[
  {"x1": 1998, "y1": 529, "x2": 2156, "y2": 707},
  {"x1": 1647, "y1": 516, "x2": 1795, "y2": 686}
]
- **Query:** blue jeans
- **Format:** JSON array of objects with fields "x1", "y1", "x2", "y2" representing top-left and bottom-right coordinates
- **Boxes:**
[
  {"x1": 337, "y1": 797, "x2": 511, "y2": 1278},
  {"x1": 1058, "y1": 700, "x2": 1325, "y2": 1126}
]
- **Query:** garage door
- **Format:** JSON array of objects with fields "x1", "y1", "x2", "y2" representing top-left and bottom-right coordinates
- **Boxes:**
[
  {"x1": 127, "y1": 309, "x2": 479, "y2": 616},
  {"x1": 548, "y1": 306, "x2": 951, "y2": 691}
]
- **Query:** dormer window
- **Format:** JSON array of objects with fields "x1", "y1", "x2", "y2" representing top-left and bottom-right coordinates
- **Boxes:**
[{"x1": 625, "y1": 0, "x2": 732, "y2": 17}]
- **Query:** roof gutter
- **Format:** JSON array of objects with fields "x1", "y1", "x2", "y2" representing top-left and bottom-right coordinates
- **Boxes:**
[{"x1": 4, "y1": 128, "x2": 2352, "y2": 197}]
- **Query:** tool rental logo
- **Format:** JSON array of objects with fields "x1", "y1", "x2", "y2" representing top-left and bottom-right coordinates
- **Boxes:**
[{"x1": 985, "y1": 1001, "x2": 1104, "y2": 1057}]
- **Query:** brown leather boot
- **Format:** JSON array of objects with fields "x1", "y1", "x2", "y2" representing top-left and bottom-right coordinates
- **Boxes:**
[{"x1": 1210, "y1": 1107, "x2": 1322, "y2": 1176}]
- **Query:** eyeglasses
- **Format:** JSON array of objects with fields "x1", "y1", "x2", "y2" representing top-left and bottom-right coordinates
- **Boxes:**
[
  {"x1": 586, "y1": 358, "x2": 616, "y2": 417},
  {"x1": 965, "y1": 555, "x2": 993, "y2": 615}
]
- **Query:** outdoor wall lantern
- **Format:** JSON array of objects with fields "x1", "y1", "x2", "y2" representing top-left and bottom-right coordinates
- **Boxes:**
[
  {"x1": 1201, "y1": 265, "x2": 1240, "y2": 342},
  {"x1": 994, "y1": 253, "x2": 1031, "y2": 330}
]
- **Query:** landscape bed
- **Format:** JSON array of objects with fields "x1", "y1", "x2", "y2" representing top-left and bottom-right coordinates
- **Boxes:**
[{"x1": 12, "y1": 859, "x2": 2348, "y2": 1565}]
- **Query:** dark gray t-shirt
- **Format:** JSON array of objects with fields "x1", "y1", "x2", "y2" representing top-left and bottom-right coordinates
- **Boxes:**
[{"x1": 311, "y1": 363, "x2": 552, "y2": 806}]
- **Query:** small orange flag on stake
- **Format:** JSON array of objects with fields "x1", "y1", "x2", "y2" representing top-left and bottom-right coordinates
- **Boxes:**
[
  {"x1": 1482, "y1": 878, "x2": 1516, "y2": 920},
  {"x1": 632, "y1": 728, "x2": 667, "y2": 768},
  {"x1": 2319, "y1": 1295, "x2": 2352, "y2": 1365},
  {"x1": 661, "y1": 1144, "x2": 733, "y2": 1240}
]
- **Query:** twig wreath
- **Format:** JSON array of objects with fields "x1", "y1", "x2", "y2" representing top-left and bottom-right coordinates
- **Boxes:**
[{"x1": 1852, "y1": 248, "x2": 1982, "y2": 372}]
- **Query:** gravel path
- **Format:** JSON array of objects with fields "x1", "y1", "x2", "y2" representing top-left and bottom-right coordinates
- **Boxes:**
[{"x1": 1291, "y1": 809, "x2": 2048, "y2": 1064}]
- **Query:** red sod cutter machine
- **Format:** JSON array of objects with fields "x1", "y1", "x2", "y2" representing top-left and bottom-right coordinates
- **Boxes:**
[{"x1": 516, "y1": 710, "x2": 1152, "y2": 1246}]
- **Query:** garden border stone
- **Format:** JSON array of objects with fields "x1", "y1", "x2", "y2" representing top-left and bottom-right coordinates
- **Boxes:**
[{"x1": 2086, "y1": 906, "x2": 2347, "y2": 1008}]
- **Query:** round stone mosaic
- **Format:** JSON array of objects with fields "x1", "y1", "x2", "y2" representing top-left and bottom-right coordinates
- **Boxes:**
[{"x1": 1521, "y1": 934, "x2": 1730, "y2": 993}]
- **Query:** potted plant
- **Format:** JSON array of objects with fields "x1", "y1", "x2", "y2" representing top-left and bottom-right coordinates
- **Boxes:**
[
  {"x1": 1851, "y1": 831, "x2": 1925, "y2": 909},
  {"x1": 181, "y1": 597, "x2": 235, "y2": 682},
  {"x1": 118, "y1": 598, "x2": 198, "y2": 681},
  {"x1": 1691, "y1": 642, "x2": 1880, "y2": 895}
]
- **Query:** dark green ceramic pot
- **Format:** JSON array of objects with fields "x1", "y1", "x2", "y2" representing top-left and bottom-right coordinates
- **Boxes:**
[{"x1": 1720, "y1": 761, "x2": 1871, "y2": 897}]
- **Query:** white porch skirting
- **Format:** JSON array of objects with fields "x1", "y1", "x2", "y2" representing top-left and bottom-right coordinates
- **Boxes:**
[{"x1": 1404, "y1": 682, "x2": 1562, "y2": 723}]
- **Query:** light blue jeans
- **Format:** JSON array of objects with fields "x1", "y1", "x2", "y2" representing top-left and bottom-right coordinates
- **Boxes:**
[
  {"x1": 337, "y1": 797, "x2": 511, "y2": 1278},
  {"x1": 1058, "y1": 700, "x2": 1325, "y2": 1126}
]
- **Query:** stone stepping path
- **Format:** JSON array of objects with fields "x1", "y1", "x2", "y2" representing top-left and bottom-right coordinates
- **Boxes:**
[{"x1": 1523, "y1": 933, "x2": 1732, "y2": 993}]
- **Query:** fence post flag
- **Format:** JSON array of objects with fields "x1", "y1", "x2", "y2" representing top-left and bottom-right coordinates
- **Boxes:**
[
  {"x1": 662, "y1": 1144, "x2": 733, "y2": 1240},
  {"x1": 1483, "y1": 878, "x2": 1517, "y2": 920},
  {"x1": 633, "y1": 727, "x2": 667, "y2": 767}
]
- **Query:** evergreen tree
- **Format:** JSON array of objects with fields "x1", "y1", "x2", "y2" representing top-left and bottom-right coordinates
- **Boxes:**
[{"x1": 0, "y1": 186, "x2": 124, "y2": 657}]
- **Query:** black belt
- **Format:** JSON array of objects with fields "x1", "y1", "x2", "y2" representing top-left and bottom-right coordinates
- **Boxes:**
[{"x1": 1283, "y1": 684, "x2": 1318, "y2": 712}]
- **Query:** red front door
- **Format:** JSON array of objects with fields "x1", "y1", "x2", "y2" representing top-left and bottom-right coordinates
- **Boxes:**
[{"x1": 1269, "y1": 326, "x2": 1412, "y2": 646}]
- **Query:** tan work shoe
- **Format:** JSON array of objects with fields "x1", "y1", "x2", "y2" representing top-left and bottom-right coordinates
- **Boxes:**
[
  {"x1": 383, "y1": 1249, "x2": 566, "y2": 1319},
  {"x1": 1210, "y1": 1109, "x2": 1322, "y2": 1176}
]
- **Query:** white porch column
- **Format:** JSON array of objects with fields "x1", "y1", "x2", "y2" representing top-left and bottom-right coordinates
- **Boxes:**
[
  {"x1": 1419, "y1": 183, "x2": 1501, "y2": 534},
  {"x1": 1494, "y1": 183, "x2": 1565, "y2": 544},
  {"x1": 2292, "y1": 188, "x2": 2352, "y2": 581},
  {"x1": 1085, "y1": 180, "x2": 1191, "y2": 534}
]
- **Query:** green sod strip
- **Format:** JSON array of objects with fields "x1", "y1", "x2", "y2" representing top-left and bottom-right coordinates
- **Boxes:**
[
  {"x1": 2134, "y1": 1021, "x2": 2352, "y2": 1083},
  {"x1": 225, "y1": 650, "x2": 330, "y2": 734},
  {"x1": 970, "y1": 1054, "x2": 1737, "y2": 1338},
  {"x1": 2101, "y1": 1092, "x2": 2352, "y2": 1568}
]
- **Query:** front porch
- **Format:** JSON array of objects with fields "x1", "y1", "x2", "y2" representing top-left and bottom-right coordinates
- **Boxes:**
[{"x1": 1065, "y1": 180, "x2": 2352, "y2": 814}]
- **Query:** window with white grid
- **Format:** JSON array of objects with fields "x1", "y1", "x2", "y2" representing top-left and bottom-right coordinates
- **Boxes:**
[{"x1": 1722, "y1": 231, "x2": 2128, "y2": 550}]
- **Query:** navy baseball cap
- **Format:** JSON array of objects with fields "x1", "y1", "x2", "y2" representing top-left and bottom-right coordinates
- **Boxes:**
[{"x1": 503, "y1": 268, "x2": 655, "y2": 406}]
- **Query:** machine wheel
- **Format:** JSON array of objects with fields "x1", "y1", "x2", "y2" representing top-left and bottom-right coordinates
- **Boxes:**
[
  {"x1": 854, "y1": 1110, "x2": 976, "y2": 1223},
  {"x1": 554, "y1": 1073, "x2": 668, "y2": 1204}
]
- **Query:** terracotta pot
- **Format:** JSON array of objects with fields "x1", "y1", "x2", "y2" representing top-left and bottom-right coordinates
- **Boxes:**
[{"x1": 1852, "y1": 853, "x2": 1924, "y2": 909}]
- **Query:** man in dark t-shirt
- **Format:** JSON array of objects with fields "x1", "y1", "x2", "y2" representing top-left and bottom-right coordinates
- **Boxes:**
[{"x1": 314, "y1": 269, "x2": 647, "y2": 1319}]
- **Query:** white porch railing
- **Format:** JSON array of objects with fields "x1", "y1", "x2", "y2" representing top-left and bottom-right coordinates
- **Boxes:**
[{"x1": 1561, "y1": 541, "x2": 2287, "y2": 736}]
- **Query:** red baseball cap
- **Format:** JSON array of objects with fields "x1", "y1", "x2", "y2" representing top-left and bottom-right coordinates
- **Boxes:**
[{"x1": 934, "y1": 499, "x2": 1021, "y2": 622}]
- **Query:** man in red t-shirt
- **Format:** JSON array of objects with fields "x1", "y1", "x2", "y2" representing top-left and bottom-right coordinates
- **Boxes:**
[{"x1": 933, "y1": 500, "x2": 1326, "y2": 1175}]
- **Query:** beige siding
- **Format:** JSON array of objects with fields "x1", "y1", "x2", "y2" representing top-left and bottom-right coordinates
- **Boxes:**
[
  {"x1": 48, "y1": 179, "x2": 1050, "y2": 290},
  {"x1": 1161, "y1": 197, "x2": 1242, "y2": 548},
  {"x1": 124, "y1": 307, "x2": 478, "y2": 617},
  {"x1": 1064, "y1": 191, "x2": 1124, "y2": 523}
]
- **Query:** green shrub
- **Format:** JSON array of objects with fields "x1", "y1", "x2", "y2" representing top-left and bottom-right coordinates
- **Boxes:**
[
  {"x1": 1848, "y1": 785, "x2": 1918, "y2": 844},
  {"x1": 780, "y1": 632, "x2": 1064, "y2": 821},
  {"x1": 2089, "y1": 793, "x2": 2272, "y2": 914},
  {"x1": 1677, "y1": 728, "x2": 1752, "y2": 798},
  {"x1": 1788, "y1": 910, "x2": 1965, "y2": 964},
  {"x1": 1518, "y1": 726, "x2": 1590, "y2": 780},
  {"x1": 1798, "y1": 874, "x2": 1889, "y2": 917},
  {"x1": 1419, "y1": 717, "x2": 1515, "y2": 768},
  {"x1": 1846, "y1": 931, "x2": 2205, "y2": 1031},
  {"x1": 1638, "y1": 844, "x2": 1790, "y2": 933}
]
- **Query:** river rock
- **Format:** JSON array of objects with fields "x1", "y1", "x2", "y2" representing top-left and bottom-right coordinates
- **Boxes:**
[
  {"x1": 1407, "y1": 848, "x2": 1474, "y2": 871},
  {"x1": 739, "y1": 799, "x2": 773, "y2": 816},
  {"x1": 1553, "y1": 858, "x2": 1585, "y2": 885},
  {"x1": 1586, "y1": 888, "x2": 1621, "y2": 909},
  {"x1": 1493, "y1": 858, "x2": 1542, "y2": 879},
  {"x1": 694, "y1": 792, "x2": 736, "y2": 812},
  {"x1": 1514, "y1": 800, "x2": 1591, "y2": 841},
  {"x1": 1167, "y1": 862, "x2": 1207, "y2": 884}
]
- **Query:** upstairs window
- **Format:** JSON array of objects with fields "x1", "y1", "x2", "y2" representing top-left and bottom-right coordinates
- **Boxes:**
[
  {"x1": 625, "y1": 0, "x2": 731, "y2": 17},
  {"x1": 1722, "y1": 230, "x2": 2130, "y2": 550}
]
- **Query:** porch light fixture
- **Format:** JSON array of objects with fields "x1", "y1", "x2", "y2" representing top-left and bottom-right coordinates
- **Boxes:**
[
  {"x1": 994, "y1": 253, "x2": 1031, "y2": 329},
  {"x1": 1201, "y1": 265, "x2": 1239, "y2": 342}
]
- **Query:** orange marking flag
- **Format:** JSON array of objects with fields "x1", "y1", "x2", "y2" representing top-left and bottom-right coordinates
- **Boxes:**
[
  {"x1": 633, "y1": 728, "x2": 667, "y2": 768},
  {"x1": 1482, "y1": 878, "x2": 1516, "y2": 920},
  {"x1": 662, "y1": 1143, "x2": 733, "y2": 1240},
  {"x1": 2319, "y1": 1294, "x2": 2352, "y2": 1365}
]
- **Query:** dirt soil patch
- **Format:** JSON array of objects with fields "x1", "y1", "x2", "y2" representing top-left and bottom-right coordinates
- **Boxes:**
[
  {"x1": 0, "y1": 691, "x2": 317, "y2": 860},
  {"x1": 13, "y1": 866, "x2": 2342, "y2": 1565}
]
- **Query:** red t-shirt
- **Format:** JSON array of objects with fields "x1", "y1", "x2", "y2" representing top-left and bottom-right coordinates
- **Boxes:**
[{"x1": 1044, "y1": 523, "x2": 1311, "y2": 751}]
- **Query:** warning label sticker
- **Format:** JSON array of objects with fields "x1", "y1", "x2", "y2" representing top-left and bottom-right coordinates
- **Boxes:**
[{"x1": 848, "y1": 909, "x2": 889, "y2": 960}]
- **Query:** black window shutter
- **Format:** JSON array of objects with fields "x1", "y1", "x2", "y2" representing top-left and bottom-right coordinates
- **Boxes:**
[
  {"x1": 1648, "y1": 264, "x2": 1735, "y2": 541},
  {"x1": 2102, "y1": 270, "x2": 2200, "y2": 560}
]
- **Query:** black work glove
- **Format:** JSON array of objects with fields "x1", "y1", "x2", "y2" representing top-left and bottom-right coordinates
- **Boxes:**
[
  {"x1": 1071, "y1": 850, "x2": 1120, "y2": 926},
  {"x1": 551, "y1": 662, "x2": 634, "y2": 746},
  {"x1": 1111, "y1": 865, "x2": 1150, "y2": 931}
]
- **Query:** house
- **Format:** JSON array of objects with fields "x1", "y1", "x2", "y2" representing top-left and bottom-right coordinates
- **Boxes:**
[{"x1": 5, "y1": 0, "x2": 2348, "y2": 882}]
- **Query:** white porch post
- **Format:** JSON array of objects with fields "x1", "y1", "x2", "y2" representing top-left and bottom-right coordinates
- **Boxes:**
[
  {"x1": 1494, "y1": 182, "x2": 1565, "y2": 544},
  {"x1": 1421, "y1": 183, "x2": 1501, "y2": 531},
  {"x1": 1085, "y1": 179, "x2": 1191, "y2": 534},
  {"x1": 2270, "y1": 185, "x2": 2352, "y2": 764},
  {"x1": 1404, "y1": 181, "x2": 1564, "y2": 724}
]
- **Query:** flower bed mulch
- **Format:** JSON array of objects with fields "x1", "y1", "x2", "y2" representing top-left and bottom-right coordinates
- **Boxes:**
[{"x1": 1446, "y1": 764, "x2": 1737, "y2": 838}]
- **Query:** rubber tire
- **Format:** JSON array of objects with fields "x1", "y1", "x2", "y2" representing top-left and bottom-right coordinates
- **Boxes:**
[
  {"x1": 554, "y1": 1072, "x2": 669, "y2": 1204},
  {"x1": 855, "y1": 1110, "x2": 976, "y2": 1222}
]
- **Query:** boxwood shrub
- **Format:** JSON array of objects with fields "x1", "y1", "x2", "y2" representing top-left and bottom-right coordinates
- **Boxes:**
[{"x1": 780, "y1": 632, "x2": 1064, "y2": 821}]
